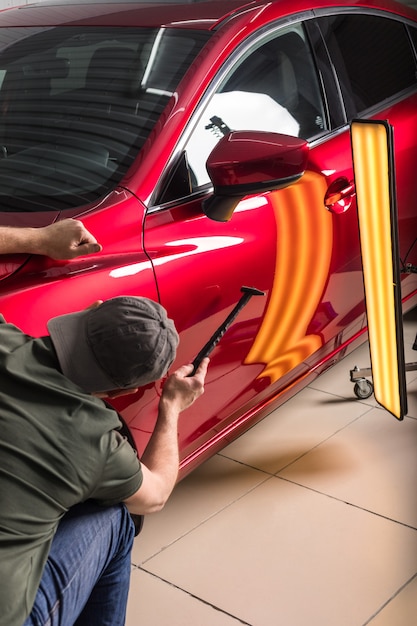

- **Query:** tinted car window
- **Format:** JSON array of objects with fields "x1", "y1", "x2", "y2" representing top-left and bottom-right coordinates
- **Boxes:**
[
  {"x1": 0, "y1": 27, "x2": 210, "y2": 212},
  {"x1": 185, "y1": 23, "x2": 326, "y2": 189},
  {"x1": 409, "y1": 22, "x2": 417, "y2": 55},
  {"x1": 317, "y1": 14, "x2": 417, "y2": 116}
]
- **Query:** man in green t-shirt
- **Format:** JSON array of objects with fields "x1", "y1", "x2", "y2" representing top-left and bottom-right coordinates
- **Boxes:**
[{"x1": 0, "y1": 295, "x2": 208, "y2": 626}]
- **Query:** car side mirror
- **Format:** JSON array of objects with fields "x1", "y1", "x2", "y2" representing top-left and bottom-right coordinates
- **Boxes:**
[{"x1": 203, "y1": 131, "x2": 309, "y2": 222}]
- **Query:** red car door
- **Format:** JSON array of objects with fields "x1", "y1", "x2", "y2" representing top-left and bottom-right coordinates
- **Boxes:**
[{"x1": 142, "y1": 21, "x2": 359, "y2": 469}]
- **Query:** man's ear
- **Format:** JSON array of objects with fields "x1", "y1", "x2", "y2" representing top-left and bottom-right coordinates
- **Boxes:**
[{"x1": 85, "y1": 300, "x2": 103, "y2": 311}]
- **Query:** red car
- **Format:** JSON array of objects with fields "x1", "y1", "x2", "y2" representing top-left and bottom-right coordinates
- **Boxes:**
[{"x1": 0, "y1": 0, "x2": 416, "y2": 478}]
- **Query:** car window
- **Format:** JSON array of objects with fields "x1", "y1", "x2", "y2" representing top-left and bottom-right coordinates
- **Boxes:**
[
  {"x1": 316, "y1": 14, "x2": 417, "y2": 117},
  {"x1": 185, "y1": 23, "x2": 327, "y2": 190},
  {"x1": 0, "y1": 26, "x2": 210, "y2": 212}
]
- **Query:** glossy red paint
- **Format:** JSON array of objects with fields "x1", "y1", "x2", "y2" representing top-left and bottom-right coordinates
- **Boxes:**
[
  {"x1": 0, "y1": 0, "x2": 416, "y2": 479},
  {"x1": 206, "y1": 131, "x2": 309, "y2": 188},
  {"x1": 0, "y1": 191, "x2": 154, "y2": 334}
]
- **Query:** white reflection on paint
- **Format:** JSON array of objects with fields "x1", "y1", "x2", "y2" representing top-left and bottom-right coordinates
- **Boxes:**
[
  {"x1": 235, "y1": 195, "x2": 269, "y2": 212},
  {"x1": 109, "y1": 236, "x2": 243, "y2": 278}
]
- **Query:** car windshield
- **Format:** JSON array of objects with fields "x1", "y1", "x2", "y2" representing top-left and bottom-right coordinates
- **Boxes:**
[{"x1": 0, "y1": 26, "x2": 211, "y2": 211}]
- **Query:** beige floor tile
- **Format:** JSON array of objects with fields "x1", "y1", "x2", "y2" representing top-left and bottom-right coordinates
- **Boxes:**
[
  {"x1": 143, "y1": 478, "x2": 417, "y2": 626},
  {"x1": 220, "y1": 387, "x2": 370, "y2": 474},
  {"x1": 278, "y1": 409, "x2": 417, "y2": 528},
  {"x1": 366, "y1": 575, "x2": 417, "y2": 626},
  {"x1": 132, "y1": 455, "x2": 268, "y2": 564},
  {"x1": 126, "y1": 567, "x2": 245, "y2": 626}
]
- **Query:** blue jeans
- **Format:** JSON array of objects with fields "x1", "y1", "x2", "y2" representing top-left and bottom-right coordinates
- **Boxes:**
[{"x1": 24, "y1": 501, "x2": 135, "y2": 626}]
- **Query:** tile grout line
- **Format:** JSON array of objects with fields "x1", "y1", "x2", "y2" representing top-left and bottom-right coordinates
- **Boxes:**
[
  {"x1": 276, "y1": 475, "x2": 417, "y2": 532},
  {"x1": 361, "y1": 571, "x2": 417, "y2": 625},
  {"x1": 133, "y1": 470, "x2": 275, "y2": 567},
  {"x1": 132, "y1": 566, "x2": 254, "y2": 626},
  {"x1": 307, "y1": 383, "x2": 378, "y2": 408}
]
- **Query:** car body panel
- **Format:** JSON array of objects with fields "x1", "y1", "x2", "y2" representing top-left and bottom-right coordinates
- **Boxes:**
[
  {"x1": 0, "y1": 189, "x2": 157, "y2": 334},
  {"x1": 0, "y1": 0, "x2": 415, "y2": 478}
]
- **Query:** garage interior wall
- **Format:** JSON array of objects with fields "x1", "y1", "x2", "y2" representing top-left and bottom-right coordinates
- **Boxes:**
[{"x1": 0, "y1": 1, "x2": 34, "y2": 8}]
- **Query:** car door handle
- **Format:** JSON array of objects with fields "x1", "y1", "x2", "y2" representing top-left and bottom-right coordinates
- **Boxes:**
[{"x1": 324, "y1": 178, "x2": 356, "y2": 214}]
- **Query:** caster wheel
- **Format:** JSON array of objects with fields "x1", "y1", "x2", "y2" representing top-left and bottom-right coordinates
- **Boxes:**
[{"x1": 353, "y1": 379, "x2": 374, "y2": 399}]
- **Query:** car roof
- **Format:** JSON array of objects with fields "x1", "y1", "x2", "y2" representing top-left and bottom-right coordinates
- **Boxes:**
[
  {"x1": 0, "y1": 0, "x2": 258, "y2": 29},
  {"x1": 0, "y1": 0, "x2": 415, "y2": 29}
]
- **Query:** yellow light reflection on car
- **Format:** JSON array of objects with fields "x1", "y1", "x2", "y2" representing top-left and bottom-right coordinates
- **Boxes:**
[
  {"x1": 351, "y1": 119, "x2": 407, "y2": 419},
  {"x1": 245, "y1": 171, "x2": 332, "y2": 382}
]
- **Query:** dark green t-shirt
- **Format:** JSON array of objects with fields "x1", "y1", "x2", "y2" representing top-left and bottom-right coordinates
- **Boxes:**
[{"x1": 0, "y1": 317, "x2": 143, "y2": 626}]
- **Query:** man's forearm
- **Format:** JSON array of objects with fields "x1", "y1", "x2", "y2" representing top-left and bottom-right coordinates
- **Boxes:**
[
  {"x1": 123, "y1": 360, "x2": 208, "y2": 515},
  {"x1": 0, "y1": 226, "x2": 41, "y2": 256},
  {"x1": 0, "y1": 220, "x2": 101, "y2": 259},
  {"x1": 139, "y1": 398, "x2": 181, "y2": 509}
]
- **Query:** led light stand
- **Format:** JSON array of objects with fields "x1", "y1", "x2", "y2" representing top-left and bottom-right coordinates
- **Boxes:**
[{"x1": 350, "y1": 119, "x2": 407, "y2": 420}]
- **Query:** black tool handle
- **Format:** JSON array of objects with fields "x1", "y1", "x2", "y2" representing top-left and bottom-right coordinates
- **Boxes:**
[{"x1": 189, "y1": 286, "x2": 265, "y2": 376}]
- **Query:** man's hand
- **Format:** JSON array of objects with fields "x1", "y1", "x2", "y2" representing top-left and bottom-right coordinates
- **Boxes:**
[
  {"x1": 35, "y1": 219, "x2": 102, "y2": 259},
  {"x1": 159, "y1": 359, "x2": 208, "y2": 414}
]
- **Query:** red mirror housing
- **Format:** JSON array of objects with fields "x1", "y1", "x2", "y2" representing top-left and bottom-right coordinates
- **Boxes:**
[{"x1": 203, "y1": 131, "x2": 309, "y2": 221}]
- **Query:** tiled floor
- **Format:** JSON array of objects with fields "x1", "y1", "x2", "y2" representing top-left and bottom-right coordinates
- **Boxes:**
[{"x1": 127, "y1": 307, "x2": 417, "y2": 626}]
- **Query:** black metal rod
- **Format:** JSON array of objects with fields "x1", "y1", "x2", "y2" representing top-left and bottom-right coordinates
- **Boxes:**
[{"x1": 189, "y1": 286, "x2": 265, "y2": 376}]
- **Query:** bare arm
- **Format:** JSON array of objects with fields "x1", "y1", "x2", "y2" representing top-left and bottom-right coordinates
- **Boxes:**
[
  {"x1": 124, "y1": 358, "x2": 209, "y2": 515},
  {"x1": 0, "y1": 219, "x2": 102, "y2": 259}
]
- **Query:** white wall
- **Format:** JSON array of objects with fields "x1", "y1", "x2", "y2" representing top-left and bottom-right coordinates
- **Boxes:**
[
  {"x1": 0, "y1": 0, "x2": 49, "y2": 8},
  {"x1": 0, "y1": 0, "x2": 34, "y2": 8}
]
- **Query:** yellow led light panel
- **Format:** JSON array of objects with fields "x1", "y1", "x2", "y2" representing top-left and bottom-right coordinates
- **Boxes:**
[{"x1": 351, "y1": 120, "x2": 407, "y2": 419}]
